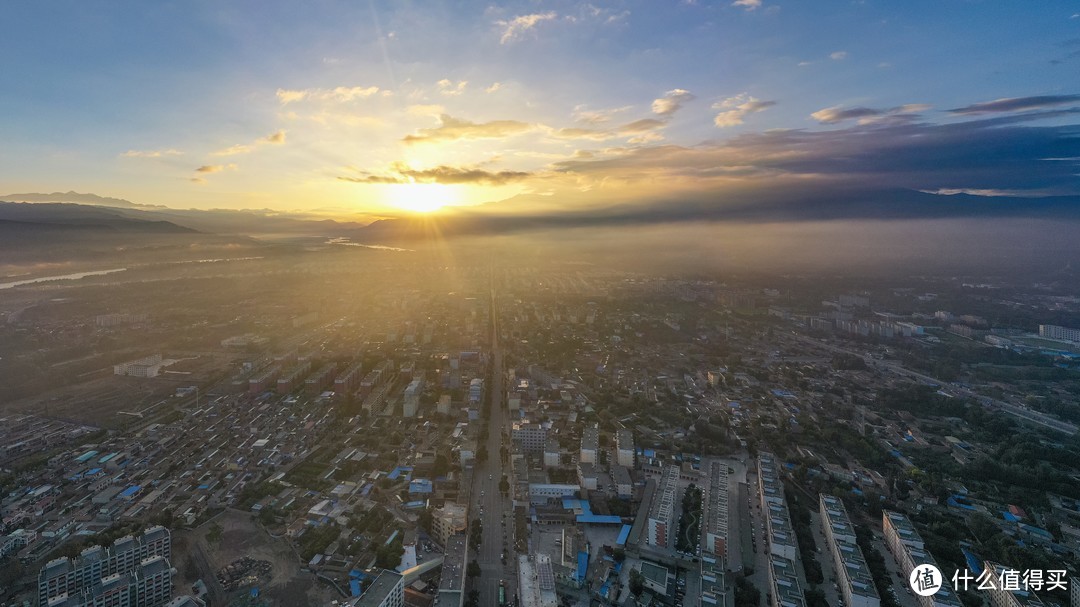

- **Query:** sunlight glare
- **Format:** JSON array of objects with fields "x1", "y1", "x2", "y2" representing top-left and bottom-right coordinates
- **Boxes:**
[{"x1": 390, "y1": 182, "x2": 457, "y2": 213}]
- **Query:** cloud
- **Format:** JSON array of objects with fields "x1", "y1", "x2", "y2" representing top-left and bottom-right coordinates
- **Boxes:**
[
  {"x1": 573, "y1": 105, "x2": 632, "y2": 124},
  {"x1": 406, "y1": 104, "x2": 445, "y2": 117},
  {"x1": 732, "y1": 0, "x2": 762, "y2": 9},
  {"x1": 947, "y1": 94, "x2": 1080, "y2": 115},
  {"x1": 195, "y1": 164, "x2": 237, "y2": 174},
  {"x1": 437, "y1": 79, "x2": 468, "y2": 96},
  {"x1": 403, "y1": 114, "x2": 535, "y2": 144},
  {"x1": 651, "y1": 89, "x2": 696, "y2": 117},
  {"x1": 497, "y1": 12, "x2": 558, "y2": 44},
  {"x1": 549, "y1": 111, "x2": 1080, "y2": 212},
  {"x1": 830, "y1": 51, "x2": 847, "y2": 60},
  {"x1": 212, "y1": 144, "x2": 253, "y2": 157},
  {"x1": 548, "y1": 117, "x2": 669, "y2": 142},
  {"x1": 276, "y1": 86, "x2": 380, "y2": 104},
  {"x1": 339, "y1": 162, "x2": 533, "y2": 186},
  {"x1": 619, "y1": 118, "x2": 667, "y2": 133},
  {"x1": 712, "y1": 94, "x2": 776, "y2": 127},
  {"x1": 485, "y1": 82, "x2": 503, "y2": 93},
  {"x1": 119, "y1": 149, "x2": 182, "y2": 158},
  {"x1": 811, "y1": 104, "x2": 929, "y2": 125},
  {"x1": 212, "y1": 130, "x2": 287, "y2": 156},
  {"x1": 921, "y1": 188, "x2": 1059, "y2": 198}
]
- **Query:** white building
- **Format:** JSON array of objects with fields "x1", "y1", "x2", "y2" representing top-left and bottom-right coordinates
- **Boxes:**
[
  {"x1": 579, "y1": 427, "x2": 598, "y2": 464},
  {"x1": 512, "y1": 421, "x2": 547, "y2": 454},
  {"x1": 432, "y1": 503, "x2": 467, "y2": 546},
  {"x1": 616, "y1": 429, "x2": 635, "y2": 467},
  {"x1": 402, "y1": 379, "x2": 422, "y2": 418},
  {"x1": 646, "y1": 466, "x2": 678, "y2": 549},
  {"x1": 543, "y1": 441, "x2": 561, "y2": 468},
  {"x1": 882, "y1": 511, "x2": 962, "y2": 607},
  {"x1": 820, "y1": 494, "x2": 879, "y2": 607},
  {"x1": 1039, "y1": 324, "x2": 1080, "y2": 344},
  {"x1": 348, "y1": 570, "x2": 404, "y2": 607}
]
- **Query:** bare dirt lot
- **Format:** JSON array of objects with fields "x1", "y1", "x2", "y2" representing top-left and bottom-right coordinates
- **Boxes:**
[{"x1": 174, "y1": 509, "x2": 341, "y2": 607}]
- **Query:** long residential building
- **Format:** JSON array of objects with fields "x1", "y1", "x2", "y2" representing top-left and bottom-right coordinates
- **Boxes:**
[
  {"x1": 39, "y1": 526, "x2": 171, "y2": 606},
  {"x1": 982, "y1": 562, "x2": 1046, "y2": 607},
  {"x1": 819, "y1": 494, "x2": 879, "y2": 607},
  {"x1": 43, "y1": 556, "x2": 174, "y2": 607},
  {"x1": 646, "y1": 465, "x2": 679, "y2": 549},
  {"x1": 1038, "y1": 324, "x2": 1080, "y2": 344},
  {"x1": 757, "y1": 454, "x2": 805, "y2": 607},
  {"x1": 703, "y1": 460, "x2": 729, "y2": 561},
  {"x1": 757, "y1": 454, "x2": 798, "y2": 561},
  {"x1": 882, "y1": 511, "x2": 963, "y2": 607},
  {"x1": 580, "y1": 427, "x2": 599, "y2": 464},
  {"x1": 616, "y1": 429, "x2": 635, "y2": 467}
]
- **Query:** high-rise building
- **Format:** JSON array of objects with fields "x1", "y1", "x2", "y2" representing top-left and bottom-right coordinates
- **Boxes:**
[
  {"x1": 982, "y1": 562, "x2": 1047, "y2": 607},
  {"x1": 646, "y1": 466, "x2": 678, "y2": 549},
  {"x1": 39, "y1": 527, "x2": 172, "y2": 607},
  {"x1": 579, "y1": 427, "x2": 598, "y2": 464},
  {"x1": 615, "y1": 429, "x2": 635, "y2": 467},
  {"x1": 1039, "y1": 324, "x2": 1080, "y2": 344},
  {"x1": 512, "y1": 421, "x2": 547, "y2": 454},
  {"x1": 543, "y1": 440, "x2": 561, "y2": 467},
  {"x1": 403, "y1": 379, "x2": 423, "y2": 418},
  {"x1": 882, "y1": 511, "x2": 962, "y2": 607},
  {"x1": 820, "y1": 495, "x2": 879, "y2": 607},
  {"x1": 346, "y1": 570, "x2": 404, "y2": 607},
  {"x1": 432, "y1": 503, "x2": 467, "y2": 546}
]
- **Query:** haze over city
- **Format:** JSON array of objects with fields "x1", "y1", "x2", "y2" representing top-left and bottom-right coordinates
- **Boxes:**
[{"x1": 3, "y1": 3, "x2": 1080, "y2": 607}]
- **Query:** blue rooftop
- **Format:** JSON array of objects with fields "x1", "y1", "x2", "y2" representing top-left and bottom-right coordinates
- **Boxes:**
[
  {"x1": 387, "y1": 466, "x2": 412, "y2": 480},
  {"x1": 961, "y1": 547, "x2": 983, "y2": 576},
  {"x1": 409, "y1": 479, "x2": 433, "y2": 494},
  {"x1": 119, "y1": 485, "x2": 141, "y2": 498},
  {"x1": 577, "y1": 514, "x2": 623, "y2": 524},
  {"x1": 616, "y1": 524, "x2": 631, "y2": 546},
  {"x1": 576, "y1": 552, "x2": 588, "y2": 582},
  {"x1": 350, "y1": 579, "x2": 362, "y2": 597}
]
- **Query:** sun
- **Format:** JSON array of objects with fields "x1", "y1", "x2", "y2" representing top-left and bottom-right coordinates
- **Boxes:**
[{"x1": 390, "y1": 182, "x2": 457, "y2": 213}]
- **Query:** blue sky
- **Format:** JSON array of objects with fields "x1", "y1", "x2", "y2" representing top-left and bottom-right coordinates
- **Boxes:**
[{"x1": 1, "y1": 1, "x2": 1078, "y2": 216}]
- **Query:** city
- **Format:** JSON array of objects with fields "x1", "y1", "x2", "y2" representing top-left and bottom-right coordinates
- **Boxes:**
[
  {"x1": 3, "y1": 2, "x2": 1080, "y2": 607},
  {"x1": 3, "y1": 249, "x2": 1080, "y2": 607}
]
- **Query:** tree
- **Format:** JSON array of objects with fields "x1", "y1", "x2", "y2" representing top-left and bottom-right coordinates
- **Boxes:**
[
  {"x1": 734, "y1": 577, "x2": 760, "y2": 607},
  {"x1": 628, "y1": 569, "x2": 645, "y2": 596},
  {"x1": 376, "y1": 540, "x2": 404, "y2": 569},
  {"x1": 465, "y1": 590, "x2": 480, "y2": 607},
  {"x1": 418, "y1": 508, "x2": 434, "y2": 533},
  {"x1": 467, "y1": 559, "x2": 481, "y2": 578},
  {"x1": 206, "y1": 522, "x2": 223, "y2": 545}
]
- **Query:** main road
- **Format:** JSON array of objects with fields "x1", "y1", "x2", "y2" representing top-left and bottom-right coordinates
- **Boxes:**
[{"x1": 470, "y1": 275, "x2": 515, "y2": 606}]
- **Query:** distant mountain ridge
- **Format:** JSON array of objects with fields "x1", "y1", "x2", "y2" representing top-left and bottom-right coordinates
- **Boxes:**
[
  {"x1": 0, "y1": 191, "x2": 165, "y2": 209},
  {"x1": 0, "y1": 201, "x2": 196, "y2": 234}
]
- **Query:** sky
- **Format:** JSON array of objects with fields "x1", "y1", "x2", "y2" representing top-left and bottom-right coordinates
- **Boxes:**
[{"x1": 1, "y1": 1, "x2": 1078, "y2": 220}]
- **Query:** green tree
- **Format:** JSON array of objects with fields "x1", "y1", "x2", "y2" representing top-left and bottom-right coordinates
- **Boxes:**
[
  {"x1": 628, "y1": 569, "x2": 645, "y2": 596},
  {"x1": 206, "y1": 522, "x2": 223, "y2": 545},
  {"x1": 467, "y1": 559, "x2": 481, "y2": 578}
]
